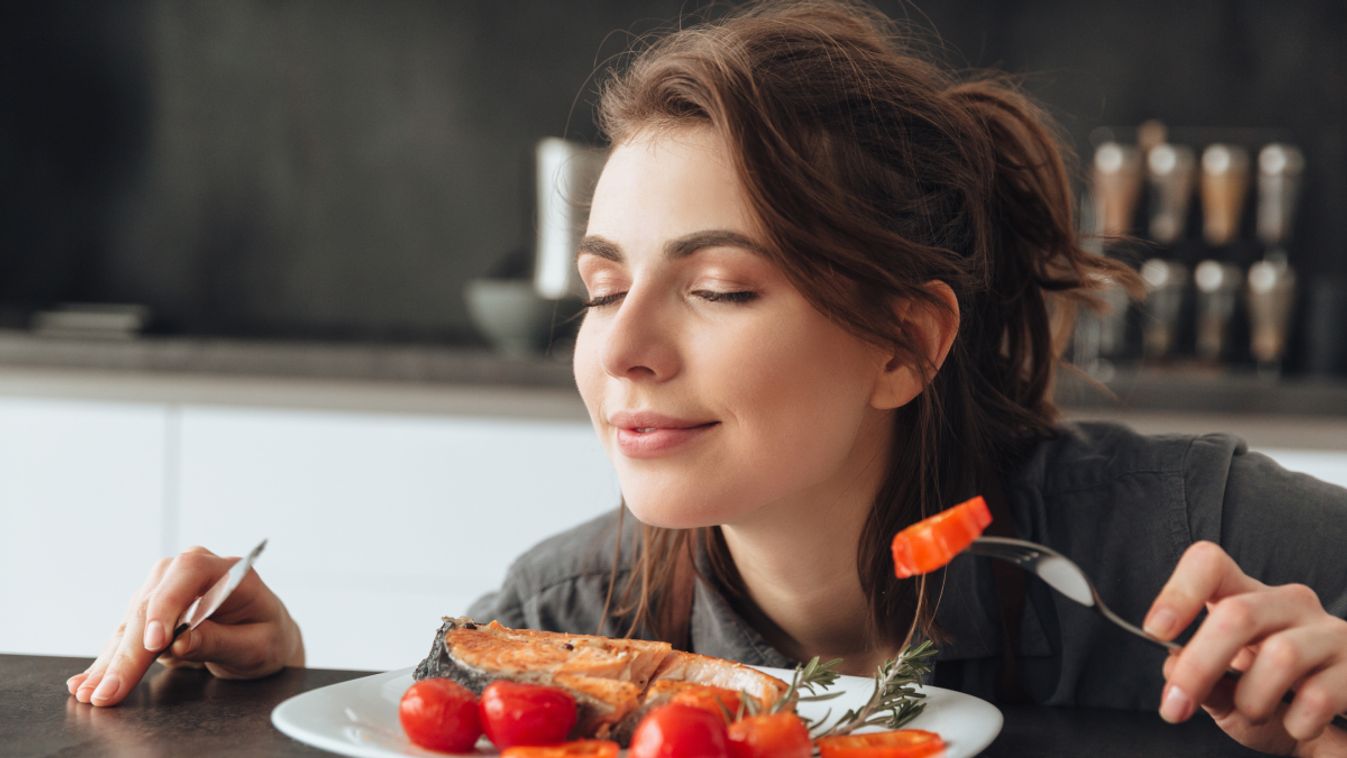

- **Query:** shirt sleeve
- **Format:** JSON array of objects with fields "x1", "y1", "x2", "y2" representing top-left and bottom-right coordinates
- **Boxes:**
[{"x1": 1187, "y1": 435, "x2": 1347, "y2": 619}]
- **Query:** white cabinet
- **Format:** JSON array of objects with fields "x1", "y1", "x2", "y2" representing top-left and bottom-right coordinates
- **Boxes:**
[
  {"x1": 0, "y1": 397, "x2": 169, "y2": 658},
  {"x1": 2, "y1": 379, "x2": 1344, "y2": 672},
  {"x1": 0, "y1": 391, "x2": 617, "y2": 671},
  {"x1": 174, "y1": 406, "x2": 618, "y2": 671}
]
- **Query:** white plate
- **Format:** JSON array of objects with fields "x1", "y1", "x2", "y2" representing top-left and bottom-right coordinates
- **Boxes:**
[{"x1": 273, "y1": 666, "x2": 1002, "y2": 757}]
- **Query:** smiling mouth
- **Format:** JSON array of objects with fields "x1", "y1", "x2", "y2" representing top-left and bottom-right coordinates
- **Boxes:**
[
  {"x1": 614, "y1": 422, "x2": 720, "y2": 457},
  {"x1": 628, "y1": 422, "x2": 718, "y2": 433}
]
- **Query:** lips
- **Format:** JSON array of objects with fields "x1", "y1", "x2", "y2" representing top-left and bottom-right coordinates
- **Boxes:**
[{"x1": 608, "y1": 411, "x2": 719, "y2": 458}]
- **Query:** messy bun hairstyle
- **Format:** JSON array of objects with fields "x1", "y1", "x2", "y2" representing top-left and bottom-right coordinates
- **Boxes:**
[{"x1": 595, "y1": 0, "x2": 1139, "y2": 652}]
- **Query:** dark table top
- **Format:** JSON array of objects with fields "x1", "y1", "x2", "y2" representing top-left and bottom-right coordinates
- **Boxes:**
[{"x1": 1, "y1": 653, "x2": 1266, "y2": 757}]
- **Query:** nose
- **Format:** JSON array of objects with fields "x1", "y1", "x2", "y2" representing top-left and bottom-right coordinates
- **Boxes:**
[{"x1": 598, "y1": 286, "x2": 681, "y2": 382}]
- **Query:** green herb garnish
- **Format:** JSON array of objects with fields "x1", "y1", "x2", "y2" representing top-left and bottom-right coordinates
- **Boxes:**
[
  {"x1": 816, "y1": 639, "x2": 938, "y2": 737},
  {"x1": 740, "y1": 640, "x2": 939, "y2": 736}
]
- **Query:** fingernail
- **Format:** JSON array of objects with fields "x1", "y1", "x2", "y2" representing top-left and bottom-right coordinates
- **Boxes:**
[
  {"x1": 91, "y1": 673, "x2": 121, "y2": 704},
  {"x1": 76, "y1": 672, "x2": 101, "y2": 702},
  {"x1": 1160, "y1": 684, "x2": 1193, "y2": 723},
  {"x1": 144, "y1": 620, "x2": 165, "y2": 651},
  {"x1": 1145, "y1": 608, "x2": 1176, "y2": 638}
]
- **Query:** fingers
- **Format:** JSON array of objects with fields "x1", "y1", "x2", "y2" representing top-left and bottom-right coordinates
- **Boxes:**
[
  {"x1": 72, "y1": 555, "x2": 176, "y2": 705},
  {"x1": 87, "y1": 595, "x2": 158, "y2": 706},
  {"x1": 1283, "y1": 665, "x2": 1347, "y2": 742},
  {"x1": 1148, "y1": 542, "x2": 1347, "y2": 746},
  {"x1": 142, "y1": 549, "x2": 233, "y2": 652},
  {"x1": 1234, "y1": 625, "x2": 1339, "y2": 724},
  {"x1": 167, "y1": 620, "x2": 288, "y2": 680},
  {"x1": 1162, "y1": 583, "x2": 1322, "y2": 722},
  {"x1": 70, "y1": 546, "x2": 232, "y2": 707},
  {"x1": 1143, "y1": 541, "x2": 1264, "y2": 642},
  {"x1": 69, "y1": 555, "x2": 176, "y2": 697},
  {"x1": 69, "y1": 628, "x2": 123, "y2": 698}
]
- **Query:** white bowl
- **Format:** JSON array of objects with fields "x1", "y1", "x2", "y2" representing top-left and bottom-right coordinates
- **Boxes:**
[{"x1": 463, "y1": 278, "x2": 581, "y2": 357}]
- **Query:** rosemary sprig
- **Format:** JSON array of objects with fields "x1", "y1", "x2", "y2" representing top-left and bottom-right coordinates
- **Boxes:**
[
  {"x1": 765, "y1": 656, "x2": 846, "y2": 729},
  {"x1": 742, "y1": 655, "x2": 844, "y2": 721},
  {"x1": 779, "y1": 655, "x2": 844, "y2": 707},
  {"x1": 739, "y1": 640, "x2": 939, "y2": 738},
  {"x1": 813, "y1": 639, "x2": 939, "y2": 738}
]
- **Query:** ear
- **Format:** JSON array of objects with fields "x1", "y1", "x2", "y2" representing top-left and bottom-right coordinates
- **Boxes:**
[{"x1": 870, "y1": 280, "x2": 960, "y2": 410}]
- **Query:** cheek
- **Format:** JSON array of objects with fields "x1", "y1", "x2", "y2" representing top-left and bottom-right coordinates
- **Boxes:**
[
  {"x1": 729, "y1": 313, "x2": 876, "y2": 418},
  {"x1": 729, "y1": 337, "x2": 876, "y2": 470},
  {"x1": 572, "y1": 306, "x2": 882, "y2": 528},
  {"x1": 629, "y1": 325, "x2": 877, "y2": 525},
  {"x1": 572, "y1": 318, "x2": 606, "y2": 425}
]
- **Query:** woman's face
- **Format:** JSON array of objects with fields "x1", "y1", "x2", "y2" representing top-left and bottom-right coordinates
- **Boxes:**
[{"x1": 573, "y1": 126, "x2": 894, "y2": 529}]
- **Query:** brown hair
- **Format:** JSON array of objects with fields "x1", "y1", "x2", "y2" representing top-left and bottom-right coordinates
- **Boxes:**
[{"x1": 593, "y1": 0, "x2": 1139, "y2": 652}]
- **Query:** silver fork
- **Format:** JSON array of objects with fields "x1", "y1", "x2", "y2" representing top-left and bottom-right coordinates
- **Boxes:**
[
  {"x1": 968, "y1": 535, "x2": 1347, "y2": 729},
  {"x1": 968, "y1": 536, "x2": 1177, "y2": 652}
]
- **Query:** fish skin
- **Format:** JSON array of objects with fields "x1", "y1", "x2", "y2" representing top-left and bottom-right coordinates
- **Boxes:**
[{"x1": 413, "y1": 617, "x2": 494, "y2": 692}]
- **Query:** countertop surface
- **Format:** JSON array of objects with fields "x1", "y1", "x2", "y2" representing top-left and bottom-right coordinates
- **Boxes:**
[
  {"x1": 0, "y1": 329, "x2": 575, "y2": 387},
  {"x1": 2, "y1": 653, "x2": 1267, "y2": 758}
]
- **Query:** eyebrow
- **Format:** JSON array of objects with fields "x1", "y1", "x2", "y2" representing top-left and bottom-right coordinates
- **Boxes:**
[{"x1": 576, "y1": 230, "x2": 769, "y2": 263}]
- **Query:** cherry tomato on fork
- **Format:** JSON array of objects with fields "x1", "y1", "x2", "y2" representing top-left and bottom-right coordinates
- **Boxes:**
[
  {"x1": 628, "y1": 703, "x2": 731, "y2": 758},
  {"x1": 398, "y1": 678, "x2": 482, "y2": 752},
  {"x1": 891, "y1": 495, "x2": 992, "y2": 578},
  {"x1": 816, "y1": 729, "x2": 945, "y2": 757},
  {"x1": 726, "y1": 712, "x2": 812, "y2": 758},
  {"x1": 480, "y1": 680, "x2": 579, "y2": 748}
]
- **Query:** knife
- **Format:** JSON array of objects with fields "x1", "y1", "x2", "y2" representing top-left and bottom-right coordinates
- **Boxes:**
[{"x1": 159, "y1": 539, "x2": 268, "y2": 656}]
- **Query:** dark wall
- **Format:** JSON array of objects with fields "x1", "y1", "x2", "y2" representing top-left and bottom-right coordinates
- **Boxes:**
[{"x1": 2, "y1": 0, "x2": 1344, "y2": 345}]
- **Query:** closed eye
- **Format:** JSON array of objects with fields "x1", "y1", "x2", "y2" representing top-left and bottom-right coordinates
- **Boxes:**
[
  {"x1": 693, "y1": 290, "x2": 758, "y2": 304},
  {"x1": 581, "y1": 292, "x2": 625, "y2": 309},
  {"x1": 582, "y1": 290, "x2": 757, "y2": 308}
]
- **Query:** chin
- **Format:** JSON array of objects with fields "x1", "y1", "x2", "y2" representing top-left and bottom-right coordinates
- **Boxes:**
[{"x1": 621, "y1": 488, "x2": 740, "y2": 530}]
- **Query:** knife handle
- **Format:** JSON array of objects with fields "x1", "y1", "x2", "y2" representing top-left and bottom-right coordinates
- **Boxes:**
[{"x1": 153, "y1": 622, "x2": 193, "y2": 660}]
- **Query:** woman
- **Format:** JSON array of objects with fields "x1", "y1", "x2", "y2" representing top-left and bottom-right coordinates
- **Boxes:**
[{"x1": 67, "y1": 2, "x2": 1347, "y2": 754}]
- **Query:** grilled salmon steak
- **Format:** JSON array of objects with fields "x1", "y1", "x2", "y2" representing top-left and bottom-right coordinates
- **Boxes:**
[{"x1": 413, "y1": 617, "x2": 790, "y2": 742}]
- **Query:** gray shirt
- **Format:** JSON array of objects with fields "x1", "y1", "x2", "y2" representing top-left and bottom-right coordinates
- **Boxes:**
[{"x1": 463, "y1": 421, "x2": 1347, "y2": 709}]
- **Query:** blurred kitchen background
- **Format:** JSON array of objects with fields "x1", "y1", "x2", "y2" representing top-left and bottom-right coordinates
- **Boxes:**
[{"x1": 2, "y1": 0, "x2": 1346, "y2": 671}]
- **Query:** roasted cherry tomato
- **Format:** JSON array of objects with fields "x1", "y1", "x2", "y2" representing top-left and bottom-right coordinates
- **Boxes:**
[
  {"x1": 398, "y1": 678, "x2": 482, "y2": 753},
  {"x1": 671, "y1": 685, "x2": 744, "y2": 722},
  {"x1": 500, "y1": 739, "x2": 621, "y2": 757},
  {"x1": 891, "y1": 495, "x2": 992, "y2": 578},
  {"x1": 726, "y1": 712, "x2": 812, "y2": 758},
  {"x1": 479, "y1": 680, "x2": 579, "y2": 749},
  {"x1": 816, "y1": 729, "x2": 945, "y2": 757},
  {"x1": 628, "y1": 703, "x2": 731, "y2": 758}
]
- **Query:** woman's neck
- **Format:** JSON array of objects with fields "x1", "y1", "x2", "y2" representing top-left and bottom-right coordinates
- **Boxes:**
[{"x1": 718, "y1": 413, "x2": 898, "y2": 675}]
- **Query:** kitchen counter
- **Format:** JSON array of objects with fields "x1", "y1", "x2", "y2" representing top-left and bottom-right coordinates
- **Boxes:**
[
  {"x1": 0, "y1": 330, "x2": 575, "y2": 387},
  {"x1": 2, "y1": 654, "x2": 1266, "y2": 757},
  {"x1": 0, "y1": 330, "x2": 585, "y2": 419},
  {"x1": 4, "y1": 330, "x2": 1347, "y2": 434}
]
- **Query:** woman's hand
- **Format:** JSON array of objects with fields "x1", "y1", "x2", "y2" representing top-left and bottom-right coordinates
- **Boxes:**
[
  {"x1": 65, "y1": 545, "x2": 305, "y2": 707},
  {"x1": 1144, "y1": 541, "x2": 1347, "y2": 756}
]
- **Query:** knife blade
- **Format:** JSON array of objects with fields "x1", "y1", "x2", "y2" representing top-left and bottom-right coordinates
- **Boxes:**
[{"x1": 161, "y1": 539, "x2": 268, "y2": 654}]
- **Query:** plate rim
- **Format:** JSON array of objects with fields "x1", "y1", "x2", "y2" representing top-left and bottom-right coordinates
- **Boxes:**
[{"x1": 272, "y1": 665, "x2": 1003, "y2": 757}]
